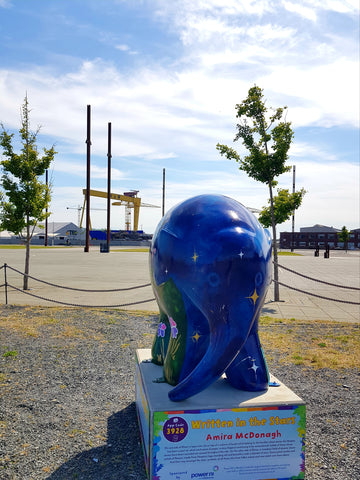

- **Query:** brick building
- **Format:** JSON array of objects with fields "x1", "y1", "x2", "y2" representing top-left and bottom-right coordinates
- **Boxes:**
[{"x1": 280, "y1": 225, "x2": 360, "y2": 250}]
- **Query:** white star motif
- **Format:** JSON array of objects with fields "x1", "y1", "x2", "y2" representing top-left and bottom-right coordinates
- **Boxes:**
[
  {"x1": 238, "y1": 251, "x2": 244, "y2": 259},
  {"x1": 249, "y1": 358, "x2": 259, "y2": 378}
]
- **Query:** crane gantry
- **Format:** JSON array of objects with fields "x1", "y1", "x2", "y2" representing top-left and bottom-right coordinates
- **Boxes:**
[{"x1": 80, "y1": 189, "x2": 159, "y2": 231}]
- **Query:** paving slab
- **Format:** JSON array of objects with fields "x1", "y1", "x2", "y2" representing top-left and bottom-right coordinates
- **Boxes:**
[{"x1": 0, "y1": 247, "x2": 359, "y2": 323}]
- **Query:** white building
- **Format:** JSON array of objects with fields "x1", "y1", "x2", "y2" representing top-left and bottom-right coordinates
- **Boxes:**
[{"x1": 0, "y1": 222, "x2": 85, "y2": 245}]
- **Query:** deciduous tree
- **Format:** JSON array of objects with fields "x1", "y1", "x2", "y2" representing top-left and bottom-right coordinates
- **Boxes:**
[
  {"x1": 0, "y1": 95, "x2": 56, "y2": 289},
  {"x1": 338, "y1": 226, "x2": 351, "y2": 252},
  {"x1": 217, "y1": 86, "x2": 305, "y2": 301}
]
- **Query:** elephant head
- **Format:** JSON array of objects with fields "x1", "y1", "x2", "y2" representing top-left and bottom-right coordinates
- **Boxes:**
[{"x1": 149, "y1": 194, "x2": 272, "y2": 401}]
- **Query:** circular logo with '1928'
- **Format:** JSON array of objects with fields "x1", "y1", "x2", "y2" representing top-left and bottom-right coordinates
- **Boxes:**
[{"x1": 163, "y1": 417, "x2": 188, "y2": 442}]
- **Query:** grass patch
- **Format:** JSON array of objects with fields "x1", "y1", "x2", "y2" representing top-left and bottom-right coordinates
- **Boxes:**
[
  {"x1": 0, "y1": 306, "x2": 106, "y2": 340},
  {"x1": 2, "y1": 350, "x2": 18, "y2": 358},
  {"x1": 277, "y1": 251, "x2": 302, "y2": 256},
  {"x1": 259, "y1": 317, "x2": 360, "y2": 369},
  {"x1": 0, "y1": 307, "x2": 358, "y2": 371}
]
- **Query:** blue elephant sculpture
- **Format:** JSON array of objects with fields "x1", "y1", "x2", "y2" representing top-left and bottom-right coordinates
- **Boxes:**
[{"x1": 149, "y1": 194, "x2": 272, "y2": 402}]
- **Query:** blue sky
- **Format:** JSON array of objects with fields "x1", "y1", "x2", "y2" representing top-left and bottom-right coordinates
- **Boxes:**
[{"x1": 0, "y1": 0, "x2": 359, "y2": 234}]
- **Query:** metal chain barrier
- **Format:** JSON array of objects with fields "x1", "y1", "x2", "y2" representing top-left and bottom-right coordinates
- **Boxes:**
[
  {"x1": 6, "y1": 283, "x2": 155, "y2": 308},
  {"x1": 275, "y1": 262, "x2": 360, "y2": 290},
  {"x1": 1, "y1": 262, "x2": 155, "y2": 307},
  {"x1": 5, "y1": 264, "x2": 151, "y2": 292},
  {"x1": 272, "y1": 279, "x2": 360, "y2": 305},
  {"x1": 1, "y1": 261, "x2": 359, "y2": 307}
]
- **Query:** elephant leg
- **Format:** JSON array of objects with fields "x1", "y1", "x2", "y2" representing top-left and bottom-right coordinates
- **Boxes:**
[
  {"x1": 225, "y1": 327, "x2": 269, "y2": 392},
  {"x1": 151, "y1": 310, "x2": 170, "y2": 365}
]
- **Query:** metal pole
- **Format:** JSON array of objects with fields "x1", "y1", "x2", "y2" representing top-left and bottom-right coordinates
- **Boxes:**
[
  {"x1": 85, "y1": 105, "x2": 91, "y2": 252},
  {"x1": 4, "y1": 263, "x2": 8, "y2": 305},
  {"x1": 291, "y1": 165, "x2": 296, "y2": 252},
  {"x1": 107, "y1": 122, "x2": 112, "y2": 250},
  {"x1": 162, "y1": 168, "x2": 165, "y2": 217},
  {"x1": 45, "y1": 169, "x2": 48, "y2": 247}
]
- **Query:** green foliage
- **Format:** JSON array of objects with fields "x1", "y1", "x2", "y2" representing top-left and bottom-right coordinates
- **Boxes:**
[
  {"x1": 2, "y1": 350, "x2": 18, "y2": 358},
  {"x1": 337, "y1": 226, "x2": 351, "y2": 251},
  {"x1": 338, "y1": 226, "x2": 351, "y2": 244},
  {"x1": 217, "y1": 85, "x2": 294, "y2": 187},
  {"x1": 0, "y1": 95, "x2": 56, "y2": 238},
  {"x1": 216, "y1": 85, "x2": 305, "y2": 228},
  {"x1": 258, "y1": 188, "x2": 306, "y2": 228}
]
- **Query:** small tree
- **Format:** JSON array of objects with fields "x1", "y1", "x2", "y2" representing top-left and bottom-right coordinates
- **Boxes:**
[
  {"x1": 338, "y1": 226, "x2": 351, "y2": 252},
  {"x1": 0, "y1": 95, "x2": 56, "y2": 289},
  {"x1": 217, "y1": 85, "x2": 305, "y2": 301}
]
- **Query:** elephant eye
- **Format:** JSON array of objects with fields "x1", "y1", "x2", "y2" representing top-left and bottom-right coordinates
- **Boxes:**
[{"x1": 207, "y1": 272, "x2": 220, "y2": 287}]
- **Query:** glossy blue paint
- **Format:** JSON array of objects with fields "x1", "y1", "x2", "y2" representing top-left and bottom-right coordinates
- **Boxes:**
[{"x1": 149, "y1": 194, "x2": 272, "y2": 401}]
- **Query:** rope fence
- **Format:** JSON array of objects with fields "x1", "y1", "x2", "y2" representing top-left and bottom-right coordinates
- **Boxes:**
[
  {"x1": 272, "y1": 262, "x2": 360, "y2": 305},
  {"x1": 276, "y1": 262, "x2": 359, "y2": 291},
  {"x1": 272, "y1": 279, "x2": 360, "y2": 305},
  {"x1": 0, "y1": 261, "x2": 359, "y2": 307},
  {"x1": 0, "y1": 263, "x2": 155, "y2": 308},
  {"x1": 8, "y1": 283, "x2": 155, "y2": 308},
  {"x1": 6, "y1": 264, "x2": 151, "y2": 293}
]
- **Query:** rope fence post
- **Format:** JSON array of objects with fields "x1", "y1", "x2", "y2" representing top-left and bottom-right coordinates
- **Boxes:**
[{"x1": 4, "y1": 263, "x2": 8, "y2": 305}]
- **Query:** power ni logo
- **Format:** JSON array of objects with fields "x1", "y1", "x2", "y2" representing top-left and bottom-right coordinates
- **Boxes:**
[{"x1": 190, "y1": 471, "x2": 215, "y2": 479}]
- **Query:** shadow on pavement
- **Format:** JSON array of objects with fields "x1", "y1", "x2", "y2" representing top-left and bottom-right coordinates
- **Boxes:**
[
  {"x1": 261, "y1": 304, "x2": 278, "y2": 315},
  {"x1": 47, "y1": 403, "x2": 147, "y2": 480}
]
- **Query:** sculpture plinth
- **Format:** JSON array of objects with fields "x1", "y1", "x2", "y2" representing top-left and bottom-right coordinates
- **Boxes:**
[{"x1": 136, "y1": 349, "x2": 306, "y2": 480}]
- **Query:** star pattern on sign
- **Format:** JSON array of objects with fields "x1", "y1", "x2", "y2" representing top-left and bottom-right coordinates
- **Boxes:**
[{"x1": 247, "y1": 287, "x2": 259, "y2": 305}]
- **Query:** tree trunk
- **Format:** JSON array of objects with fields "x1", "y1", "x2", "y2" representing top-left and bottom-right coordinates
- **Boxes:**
[
  {"x1": 269, "y1": 182, "x2": 280, "y2": 301},
  {"x1": 23, "y1": 223, "x2": 30, "y2": 290}
]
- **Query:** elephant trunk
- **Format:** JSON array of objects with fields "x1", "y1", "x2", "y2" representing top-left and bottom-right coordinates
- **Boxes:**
[{"x1": 168, "y1": 307, "x2": 249, "y2": 402}]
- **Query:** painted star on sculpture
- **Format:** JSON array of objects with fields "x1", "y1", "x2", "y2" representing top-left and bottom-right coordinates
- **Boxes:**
[
  {"x1": 249, "y1": 358, "x2": 260, "y2": 376},
  {"x1": 192, "y1": 250, "x2": 199, "y2": 263},
  {"x1": 247, "y1": 287, "x2": 260, "y2": 305},
  {"x1": 191, "y1": 331, "x2": 201, "y2": 342}
]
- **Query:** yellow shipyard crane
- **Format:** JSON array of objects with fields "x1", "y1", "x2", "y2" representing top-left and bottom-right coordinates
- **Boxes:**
[{"x1": 80, "y1": 189, "x2": 159, "y2": 231}]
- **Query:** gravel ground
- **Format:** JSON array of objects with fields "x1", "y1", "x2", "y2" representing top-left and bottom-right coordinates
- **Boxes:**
[{"x1": 0, "y1": 306, "x2": 359, "y2": 479}]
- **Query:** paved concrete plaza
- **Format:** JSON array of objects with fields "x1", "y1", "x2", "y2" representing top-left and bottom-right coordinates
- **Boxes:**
[{"x1": 0, "y1": 246, "x2": 359, "y2": 322}]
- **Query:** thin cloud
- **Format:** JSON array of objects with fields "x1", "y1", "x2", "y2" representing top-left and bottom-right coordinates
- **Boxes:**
[
  {"x1": 282, "y1": 1, "x2": 317, "y2": 21},
  {"x1": 115, "y1": 43, "x2": 138, "y2": 55},
  {"x1": 53, "y1": 160, "x2": 124, "y2": 181}
]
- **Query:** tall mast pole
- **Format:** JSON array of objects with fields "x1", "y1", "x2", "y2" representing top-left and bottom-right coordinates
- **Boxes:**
[
  {"x1": 85, "y1": 105, "x2": 91, "y2": 252},
  {"x1": 291, "y1": 165, "x2": 296, "y2": 252},
  {"x1": 162, "y1": 168, "x2": 165, "y2": 217},
  {"x1": 107, "y1": 122, "x2": 112, "y2": 250}
]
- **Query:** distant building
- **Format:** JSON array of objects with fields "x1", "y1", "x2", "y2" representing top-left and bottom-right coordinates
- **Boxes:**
[
  {"x1": 32, "y1": 222, "x2": 84, "y2": 245},
  {"x1": 0, "y1": 222, "x2": 85, "y2": 245},
  {"x1": 280, "y1": 225, "x2": 360, "y2": 250}
]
